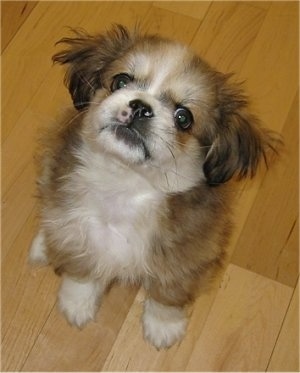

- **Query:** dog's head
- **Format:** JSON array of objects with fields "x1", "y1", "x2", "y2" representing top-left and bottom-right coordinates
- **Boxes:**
[{"x1": 53, "y1": 25, "x2": 278, "y2": 186}]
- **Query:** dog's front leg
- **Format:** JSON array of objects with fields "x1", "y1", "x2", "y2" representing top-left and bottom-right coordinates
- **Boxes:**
[
  {"x1": 142, "y1": 298, "x2": 188, "y2": 350},
  {"x1": 58, "y1": 276, "x2": 104, "y2": 329}
]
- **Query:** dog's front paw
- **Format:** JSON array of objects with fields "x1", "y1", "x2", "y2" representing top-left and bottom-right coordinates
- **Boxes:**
[
  {"x1": 142, "y1": 299, "x2": 187, "y2": 349},
  {"x1": 58, "y1": 277, "x2": 102, "y2": 329}
]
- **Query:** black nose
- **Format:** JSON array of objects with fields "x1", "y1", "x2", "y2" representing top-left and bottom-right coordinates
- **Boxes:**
[{"x1": 129, "y1": 99, "x2": 153, "y2": 119}]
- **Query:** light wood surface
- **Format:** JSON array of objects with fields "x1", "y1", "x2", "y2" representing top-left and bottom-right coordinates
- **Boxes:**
[{"x1": 2, "y1": 1, "x2": 299, "y2": 371}]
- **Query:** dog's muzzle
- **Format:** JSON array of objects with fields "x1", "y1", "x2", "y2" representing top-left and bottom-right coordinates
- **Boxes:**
[
  {"x1": 113, "y1": 99, "x2": 153, "y2": 159},
  {"x1": 117, "y1": 99, "x2": 153, "y2": 125}
]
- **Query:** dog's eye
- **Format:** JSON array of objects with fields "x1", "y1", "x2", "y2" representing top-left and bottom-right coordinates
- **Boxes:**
[
  {"x1": 174, "y1": 107, "x2": 193, "y2": 130},
  {"x1": 111, "y1": 74, "x2": 132, "y2": 92}
]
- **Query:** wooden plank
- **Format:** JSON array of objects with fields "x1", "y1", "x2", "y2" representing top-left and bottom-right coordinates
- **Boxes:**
[
  {"x1": 247, "y1": 1, "x2": 271, "y2": 10},
  {"x1": 153, "y1": 1, "x2": 211, "y2": 21},
  {"x1": 2, "y1": 73, "x2": 69, "y2": 196},
  {"x1": 267, "y1": 280, "x2": 299, "y2": 372},
  {"x1": 22, "y1": 285, "x2": 138, "y2": 371},
  {"x1": 138, "y1": 4, "x2": 200, "y2": 45},
  {"x1": 190, "y1": 2, "x2": 268, "y2": 73},
  {"x1": 185, "y1": 265, "x2": 293, "y2": 371},
  {"x1": 2, "y1": 162, "x2": 36, "y2": 260},
  {"x1": 231, "y1": 92, "x2": 299, "y2": 287},
  {"x1": 1, "y1": 1, "x2": 38, "y2": 52},
  {"x1": 237, "y1": 1, "x2": 299, "y2": 133},
  {"x1": 2, "y1": 208, "x2": 59, "y2": 371}
]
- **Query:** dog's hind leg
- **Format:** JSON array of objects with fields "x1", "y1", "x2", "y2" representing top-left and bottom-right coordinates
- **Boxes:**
[{"x1": 28, "y1": 229, "x2": 49, "y2": 266}]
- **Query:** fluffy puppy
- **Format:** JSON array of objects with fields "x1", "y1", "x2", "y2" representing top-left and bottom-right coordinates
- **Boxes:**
[{"x1": 29, "y1": 25, "x2": 278, "y2": 349}]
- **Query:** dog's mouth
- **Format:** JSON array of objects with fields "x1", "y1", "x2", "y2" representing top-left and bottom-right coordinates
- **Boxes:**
[{"x1": 110, "y1": 124, "x2": 150, "y2": 159}]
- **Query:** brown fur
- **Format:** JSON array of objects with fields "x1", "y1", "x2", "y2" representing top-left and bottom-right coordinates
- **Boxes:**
[{"x1": 145, "y1": 185, "x2": 233, "y2": 307}]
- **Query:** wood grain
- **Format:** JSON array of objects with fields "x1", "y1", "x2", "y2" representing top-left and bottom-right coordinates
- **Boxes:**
[
  {"x1": 237, "y1": 1, "x2": 299, "y2": 132},
  {"x1": 267, "y1": 280, "x2": 299, "y2": 372},
  {"x1": 1, "y1": 1, "x2": 37, "y2": 52},
  {"x1": 232, "y1": 92, "x2": 299, "y2": 287},
  {"x1": 185, "y1": 265, "x2": 293, "y2": 371},
  {"x1": 22, "y1": 285, "x2": 139, "y2": 372},
  {"x1": 154, "y1": 1, "x2": 211, "y2": 21},
  {"x1": 2, "y1": 2, "x2": 298, "y2": 371},
  {"x1": 190, "y1": 2, "x2": 268, "y2": 73}
]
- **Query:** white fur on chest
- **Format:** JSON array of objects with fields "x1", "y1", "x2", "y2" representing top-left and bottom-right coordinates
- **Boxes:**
[
  {"x1": 58, "y1": 149, "x2": 164, "y2": 282},
  {"x1": 86, "y1": 185, "x2": 160, "y2": 280}
]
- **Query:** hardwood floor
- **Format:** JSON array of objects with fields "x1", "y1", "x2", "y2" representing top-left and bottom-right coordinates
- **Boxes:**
[{"x1": 2, "y1": 1, "x2": 299, "y2": 371}]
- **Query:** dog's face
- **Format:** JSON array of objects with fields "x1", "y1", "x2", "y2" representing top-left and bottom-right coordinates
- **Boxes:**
[
  {"x1": 53, "y1": 26, "x2": 276, "y2": 185},
  {"x1": 83, "y1": 41, "x2": 212, "y2": 171}
]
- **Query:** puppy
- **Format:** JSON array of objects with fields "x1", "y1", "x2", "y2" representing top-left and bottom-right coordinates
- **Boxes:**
[{"x1": 29, "y1": 25, "x2": 278, "y2": 349}]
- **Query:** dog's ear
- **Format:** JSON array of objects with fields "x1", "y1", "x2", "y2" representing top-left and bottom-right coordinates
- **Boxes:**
[
  {"x1": 52, "y1": 25, "x2": 135, "y2": 110},
  {"x1": 203, "y1": 74, "x2": 280, "y2": 185}
]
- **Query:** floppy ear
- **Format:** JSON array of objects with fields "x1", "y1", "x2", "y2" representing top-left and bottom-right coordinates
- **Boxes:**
[
  {"x1": 203, "y1": 75, "x2": 280, "y2": 185},
  {"x1": 52, "y1": 25, "x2": 135, "y2": 110}
]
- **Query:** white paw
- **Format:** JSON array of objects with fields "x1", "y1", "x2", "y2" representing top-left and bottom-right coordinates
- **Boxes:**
[
  {"x1": 28, "y1": 229, "x2": 49, "y2": 265},
  {"x1": 58, "y1": 277, "x2": 103, "y2": 329},
  {"x1": 142, "y1": 299, "x2": 187, "y2": 349}
]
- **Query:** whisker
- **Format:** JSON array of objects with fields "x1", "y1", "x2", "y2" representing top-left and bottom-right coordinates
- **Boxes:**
[{"x1": 78, "y1": 73, "x2": 95, "y2": 92}]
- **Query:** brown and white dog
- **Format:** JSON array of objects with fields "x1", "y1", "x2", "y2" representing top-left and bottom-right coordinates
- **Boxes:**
[{"x1": 29, "y1": 25, "x2": 278, "y2": 349}]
